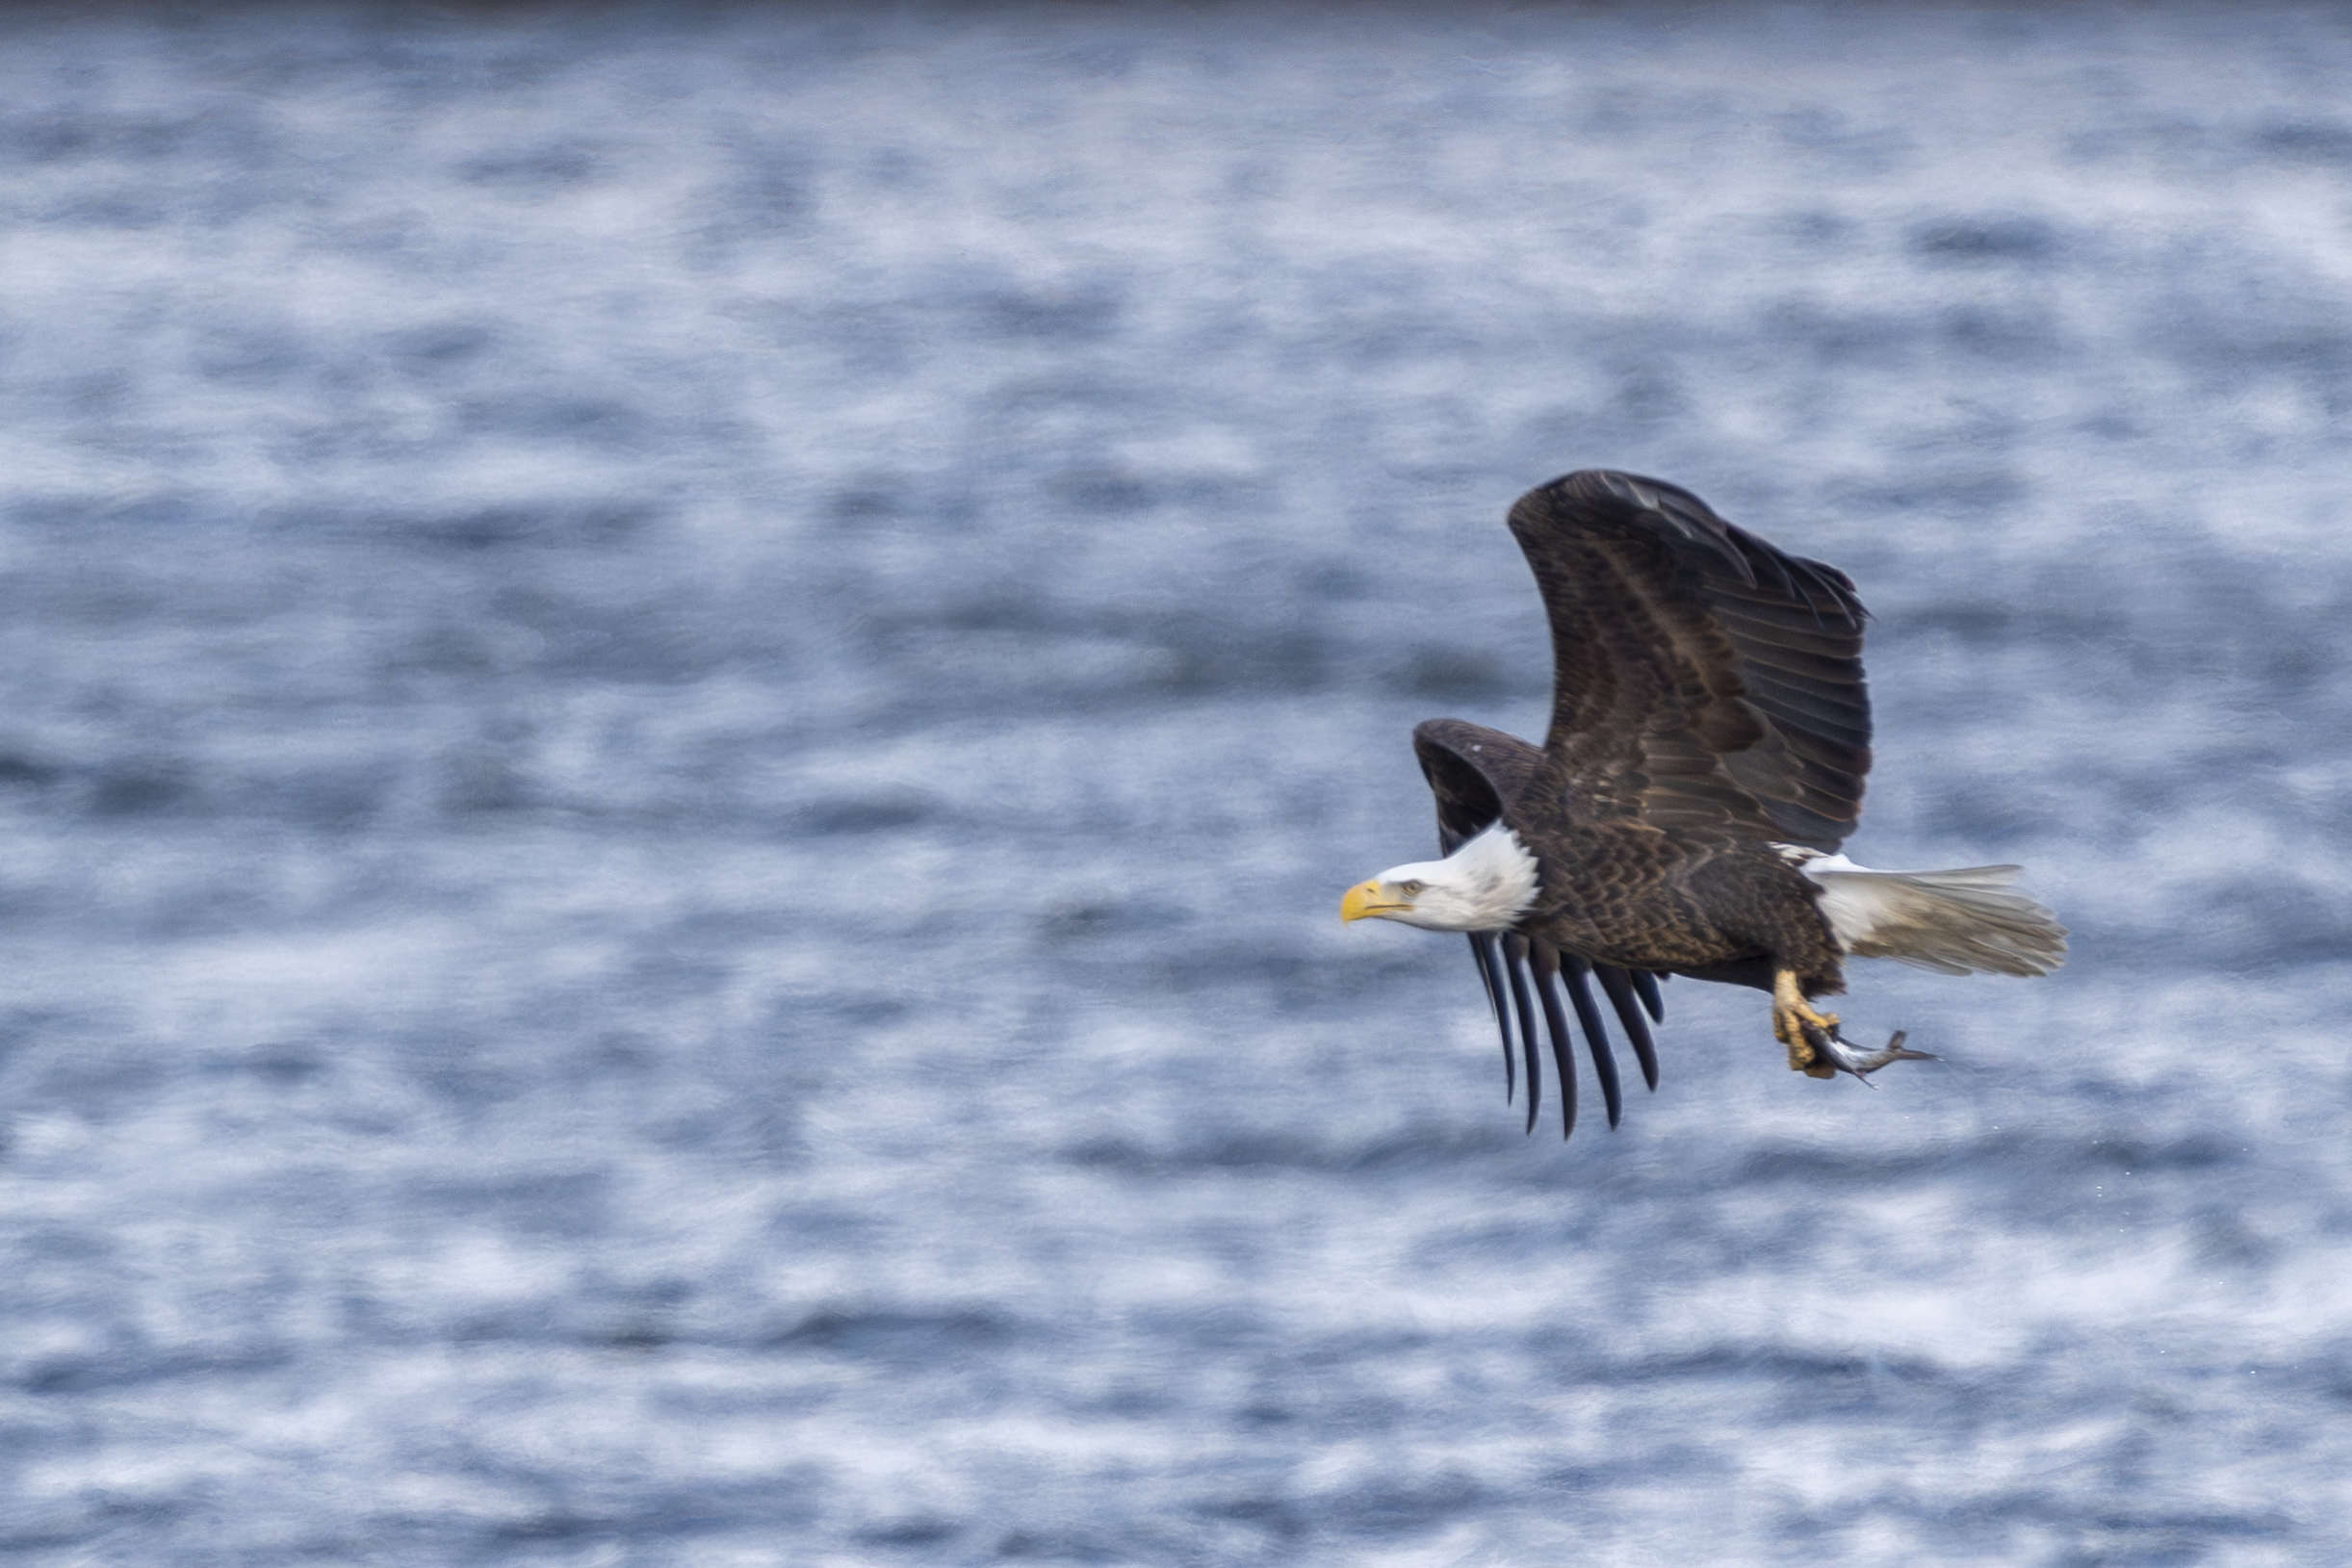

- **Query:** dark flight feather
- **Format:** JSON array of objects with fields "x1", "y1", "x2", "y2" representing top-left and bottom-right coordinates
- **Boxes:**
[
  {"x1": 1526, "y1": 941, "x2": 1581, "y2": 1140},
  {"x1": 1595, "y1": 964, "x2": 1661, "y2": 1092},
  {"x1": 1501, "y1": 934, "x2": 1543, "y2": 1135},
  {"x1": 1555, "y1": 949, "x2": 1623, "y2": 1129},
  {"x1": 1630, "y1": 968, "x2": 1666, "y2": 1024},
  {"x1": 1471, "y1": 934, "x2": 1513, "y2": 1102}
]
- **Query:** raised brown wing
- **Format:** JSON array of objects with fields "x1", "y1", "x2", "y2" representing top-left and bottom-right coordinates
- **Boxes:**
[
  {"x1": 1410, "y1": 718, "x2": 1544, "y2": 853},
  {"x1": 1507, "y1": 470, "x2": 1872, "y2": 851}
]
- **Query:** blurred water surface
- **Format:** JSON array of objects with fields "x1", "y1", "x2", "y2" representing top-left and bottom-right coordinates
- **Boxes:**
[{"x1": 2, "y1": 3, "x2": 2350, "y2": 1563}]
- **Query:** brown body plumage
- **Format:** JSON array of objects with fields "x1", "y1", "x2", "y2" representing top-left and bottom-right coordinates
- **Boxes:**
[{"x1": 1342, "y1": 469, "x2": 2063, "y2": 1136}]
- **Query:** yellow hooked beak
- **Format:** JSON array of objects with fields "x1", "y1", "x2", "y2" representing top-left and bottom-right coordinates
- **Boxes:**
[{"x1": 1339, "y1": 880, "x2": 1411, "y2": 924}]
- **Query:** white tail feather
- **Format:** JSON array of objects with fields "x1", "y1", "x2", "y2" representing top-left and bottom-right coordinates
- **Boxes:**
[{"x1": 1799, "y1": 855, "x2": 2067, "y2": 977}]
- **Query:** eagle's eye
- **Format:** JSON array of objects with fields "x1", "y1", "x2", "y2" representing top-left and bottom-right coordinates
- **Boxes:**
[{"x1": 1400, "y1": 880, "x2": 1427, "y2": 896}]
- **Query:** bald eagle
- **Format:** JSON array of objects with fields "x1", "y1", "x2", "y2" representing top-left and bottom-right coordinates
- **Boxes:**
[{"x1": 1340, "y1": 470, "x2": 2064, "y2": 1137}]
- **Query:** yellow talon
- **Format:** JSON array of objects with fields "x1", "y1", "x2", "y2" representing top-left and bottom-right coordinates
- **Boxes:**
[{"x1": 1771, "y1": 969, "x2": 1842, "y2": 1079}]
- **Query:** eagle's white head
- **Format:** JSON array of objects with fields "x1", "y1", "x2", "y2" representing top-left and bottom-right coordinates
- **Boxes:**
[{"x1": 1338, "y1": 822, "x2": 1539, "y2": 934}]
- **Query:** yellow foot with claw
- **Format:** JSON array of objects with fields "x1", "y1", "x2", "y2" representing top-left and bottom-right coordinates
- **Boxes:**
[
  {"x1": 1773, "y1": 1001, "x2": 1843, "y2": 1078},
  {"x1": 1770, "y1": 967, "x2": 1937, "y2": 1083},
  {"x1": 1770, "y1": 968, "x2": 1842, "y2": 1078}
]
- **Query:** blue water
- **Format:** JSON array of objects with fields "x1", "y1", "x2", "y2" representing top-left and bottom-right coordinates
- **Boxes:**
[{"x1": 2, "y1": 5, "x2": 2349, "y2": 1563}]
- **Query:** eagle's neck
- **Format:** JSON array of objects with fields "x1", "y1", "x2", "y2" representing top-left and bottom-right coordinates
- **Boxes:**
[{"x1": 1413, "y1": 823, "x2": 1541, "y2": 932}]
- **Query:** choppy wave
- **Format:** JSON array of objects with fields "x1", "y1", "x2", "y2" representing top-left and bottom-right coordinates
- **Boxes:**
[{"x1": 2, "y1": 4, "x2": 2349, "y2": 1563}]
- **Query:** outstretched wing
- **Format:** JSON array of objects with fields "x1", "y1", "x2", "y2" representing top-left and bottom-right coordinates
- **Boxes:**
[
  {"x1": 1412, "y1": 719, "x2": 1665, "y2": 1139},
  {"x1": 1508, "y1": 470, "x2": 1872, "y2": 851}
]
